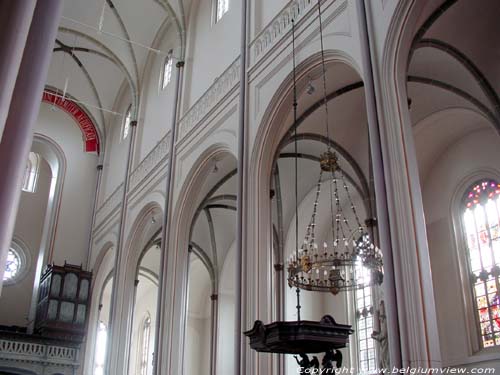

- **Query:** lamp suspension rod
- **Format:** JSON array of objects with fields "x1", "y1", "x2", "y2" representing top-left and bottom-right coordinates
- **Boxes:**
[
  {"x1": 60, "y1": 15, "x2": 172, "y2": 56},
  {"x1": 317, "y1": 0, "x2": 331, "y2": 145},
  {"x1": 292, "y1": 19, "x2": 301, "y2": 322},
  {"x1": 43, "y1": 89, "x2": 125, "y2": 116},
  {"x1": 317, "y1": 0, "x2": 339, "y2": 246}
]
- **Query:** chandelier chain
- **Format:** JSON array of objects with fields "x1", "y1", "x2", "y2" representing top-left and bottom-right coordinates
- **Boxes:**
[
  {"x1": 292, "y1": 19, "x2": 301, "y2": 322},
  {"x1": 317, "y1": 0, "x2": 331, "y2": 149},
  {"x1": 339, "y1": 169, "x2": 364, "y2": 230},
  {"x1": 304, "y1": 171, "x2": 323, "y2": 247}
]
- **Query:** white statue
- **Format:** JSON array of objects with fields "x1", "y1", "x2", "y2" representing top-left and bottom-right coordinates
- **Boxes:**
[{"x1": 372, "y1": 300, "x2": 389, "y2": 370}]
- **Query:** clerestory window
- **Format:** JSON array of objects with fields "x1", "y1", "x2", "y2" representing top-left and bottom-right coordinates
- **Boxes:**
[{"x1": 462, "y1": 179, "x2": 500, "y2": 348}]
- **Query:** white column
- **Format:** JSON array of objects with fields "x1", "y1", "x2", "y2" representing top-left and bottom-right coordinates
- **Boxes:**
[
  {"x1": 0, "y1": 0, "x2": 36, "y2": 140},
  {"x1": 362, "y1": 0, "x2": 442, "y2": 368},
  {"x1": 0, "y1": 0, "x2": 63, "y2": 294}
]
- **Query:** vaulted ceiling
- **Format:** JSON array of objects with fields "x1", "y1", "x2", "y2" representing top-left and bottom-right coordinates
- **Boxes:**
[
  {"x1": 408, "y1": 0, "x2": 500, "y2": 183},
  {"x1": 46, "y1": 0, "x2": 193, "y2": 144}
]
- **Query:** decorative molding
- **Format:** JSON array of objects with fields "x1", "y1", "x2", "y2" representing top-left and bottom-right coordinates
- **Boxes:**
[
  {"x1": 249, "y1": 0, "x2": 349, "y2": 68},
  {"x1": 250, "y1": 0, "x2": 316, "y2": 65},
  {"x1": 0, "y1": 338, "x2": 79, "y2": 367},
  {"x1": 178, "y1": 57, "x2": 241, "y2": 141},
  {"x1": 129, "y1": 132, "x2": 171, "y2": 192},
  {"x1": 94, "y1": 0, "x2": 350, "y2": 230},
  {"x1": 95, "y1": 183, "x2": 124, "y2": 228},
  {"x1": 94, "y1": 132, "x2": 171, "y2": 230}
]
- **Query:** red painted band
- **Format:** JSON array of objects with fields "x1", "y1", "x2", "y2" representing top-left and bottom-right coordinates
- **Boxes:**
[{"x1": 42, "y1": 91, "x2": 100, "y2": 154}]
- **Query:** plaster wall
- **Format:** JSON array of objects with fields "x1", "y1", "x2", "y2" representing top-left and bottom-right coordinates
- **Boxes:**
[
  {"x1": 423, "y1": 128, "x2": 500, "y2": 369},
  {"x1": 101, "y1": 89, "x2": 132, "y2": 200},
  {"x1": 35, "y1": 104, "x2": 98, "y2": 266},
  {"x1": 182, "y1": 0, "x2": 241, "y2": 113},
  {"x1": 0, "y1": 159, "x2": 51, "y2": 327},
  {"x1": 185, "y1": 257, "x2": 211, "y2": 375},
  {"x1": 137, "y1": 29, "x2": 177, "y2": 163},
  {"x1": 128, "y1": 276, "x2": 157, "y2": 375}
]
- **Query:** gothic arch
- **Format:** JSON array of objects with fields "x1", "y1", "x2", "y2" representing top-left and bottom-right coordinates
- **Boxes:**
[
  {"x1": 247, "y1": 50, "x2": 367, "y2": 370},
  {"x1": 163, "y1": 143, "x2": 236, "y2": 374}
]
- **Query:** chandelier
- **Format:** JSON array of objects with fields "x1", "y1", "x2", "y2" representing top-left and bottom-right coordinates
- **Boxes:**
[
  {"x1": 246, "y1": 0, "x2": 383, "y2": 362},
  {"x1": 285, "y1": 0, "x2": 383, "y2": 295}
]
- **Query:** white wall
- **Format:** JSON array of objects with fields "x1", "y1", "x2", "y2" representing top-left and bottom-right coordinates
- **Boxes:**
[
  {"x1": 136, "y1": 29, "x2": 177, "y2": 163},
  {"x1": 101, "y1": 89, "x2": 132, "y2": 200},
  {"x1": 185, "y1": 257, "x2": 212, "y2": 375},
  {"x1": 252, "y1": 0, "x2": 288, "y2": 37},
  {"x1": 35, "y1": 104, "x2": 98, "y2": 266},
  {"x1": 182, "y1": 0, "x2": 242, "y2": 113},
  {"x1": 0, "y1": 159, "x2": 51, "y2": 327},
  {"x1": 217, "y1": 242, "x2": 236, "y2": 375},
  {"x1": 422, "y1": 127, "x2": 500, "y2": 369},
  {"x1": 128, "y1": 276, "x2": 157, "y2": 375}
]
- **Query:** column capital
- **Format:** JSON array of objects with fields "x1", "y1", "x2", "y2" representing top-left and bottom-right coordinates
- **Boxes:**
[
  {"x1": 97, "y1": 164, "x2": 103, "y2": 171},
  {"x1": 274, "y1": 263, "x2": 284, "y2": 272},
  {"x1": 176, "y1": 61, "x2": 185, "y2": 68}
]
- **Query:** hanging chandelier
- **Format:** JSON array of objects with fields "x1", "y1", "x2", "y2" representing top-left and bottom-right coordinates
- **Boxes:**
[
  {"x1": 245, "y1": 13, "x2": 354, "y2": 358},
  {"x1": 285, "y1": 0, "x2": 383, "y2": 295},
  {"x1": 286, "y1": 152, "x2": 384, "y2": 295}
]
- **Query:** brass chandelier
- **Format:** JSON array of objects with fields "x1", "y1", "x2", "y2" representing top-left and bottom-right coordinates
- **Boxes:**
[{"x1": 286, "y1": 0, "x2": 383, "y2": 296}]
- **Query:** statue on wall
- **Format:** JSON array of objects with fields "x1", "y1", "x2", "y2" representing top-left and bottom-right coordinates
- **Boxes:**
[{"x1": 372, "y1": 300, "x2": 389, "y2": 370}]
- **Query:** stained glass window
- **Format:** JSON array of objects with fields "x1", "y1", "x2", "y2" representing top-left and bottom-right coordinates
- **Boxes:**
[
  {"x1": 462, "y1": 179, "x2": 500, "y2": 348},
  {"x1": 162, "y1": 51, "x2": 173, "y2": 90},
  {"x1": 355, "y1": 262, "x2": 377, "y2": 373},
  {"x1": 3, "y1": 249, "x2": 21, "y2": 282},
  {"x1": 216, "y1": 0, "x2": 229, "y2": 22},
  {"x1": 140, "y1": 315, "x2": 151, "y2": 375},
  {"x1": 94, "y1": 321, "x2": 108, "y2": 375},
  {"x1": 123, "y1": 105, "x2": 132, "y2": 139}
]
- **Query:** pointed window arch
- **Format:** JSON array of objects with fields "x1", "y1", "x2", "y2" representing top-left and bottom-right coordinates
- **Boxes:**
[
  {"x1": 216, "y1": 0, "x2": 229, "y2": 22},
  {"x1": 355, "y1": 261, "x2": 377, "y2": 373},
  {"x1": 94, "y1": 321, "x2": 108, "y2": 375},
  {"x1": 140, "y1": 314, "x2": 152, "y2": 375},
  {"x1": 462, "y1": 179, "x2": 500, "y2": 348},
  {"x1": 22, "y1": 152, "x2": 40, "y2": 193},
  {"x1": 161, "y1": 50, "x2": 173, "y2": 90},
  {"x1": 122, "y1": 105, "x2": 132, "y2": 140}
]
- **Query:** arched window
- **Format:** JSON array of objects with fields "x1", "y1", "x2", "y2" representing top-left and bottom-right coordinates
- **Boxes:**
[
  {"x1": 3, "y1": 249, "x2": 21, "y2": 282},
  {"x1": 355, "y1": 261, "x2": 377, "y2": 373},
  {"x1": 462, "y1": 179, "x2": 500, "y2": 348},
  {"x1": 94, "y1": 321, "x2": 108, "y2": 375},
  {"x1": 3, "y1": 240, "x2": 30, "y2": 286},
  {"x1": 161, "y1": 50, "x2": 173, "y2": 90},
  {"x1": 22, "y1": 152, "x2": 40, "y2": 193},
  {"x1": 140, "y1": 315, "x2": 151, "y2": 375},
  {"x1": 122, "y1": 105, "x2": 132, "y2": 140},
  {"x1": 215, "y1": 0, "x2": 229, "y2": 22}
]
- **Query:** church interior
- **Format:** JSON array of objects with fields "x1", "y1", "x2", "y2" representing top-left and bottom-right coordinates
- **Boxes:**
[{"x1": 0, "y1": 0, "x2": 499, "y2": 374}]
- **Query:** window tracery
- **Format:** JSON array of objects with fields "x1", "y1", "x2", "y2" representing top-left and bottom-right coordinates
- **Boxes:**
[
  {"x1": 355, "y1": 262, "x2": 377, "y2": 373},
  {"x1": 123, "y1": 105, "x2": 132, "y2": 139},
  {"x1": 3, "y1": 249, "x2": 21, "y2": 282},
  {"x1": 22, "y1": 152, "x2": 40, "y2": 193},
  {"x1": 162, "y1": 50, "x2": 173, "y2": 90},
  {"x1": 94, "y1": 321, "x2": 108, "y2": 375},
  {"x1": 462, "y1": 180, "x2": 500, "y2": 348},
  {"x1": 140, "y1": 315, "x2": 151, "y2": 375},
  {"x1": 216, "y1": 0, "x2": 229, "y2": 22}
]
